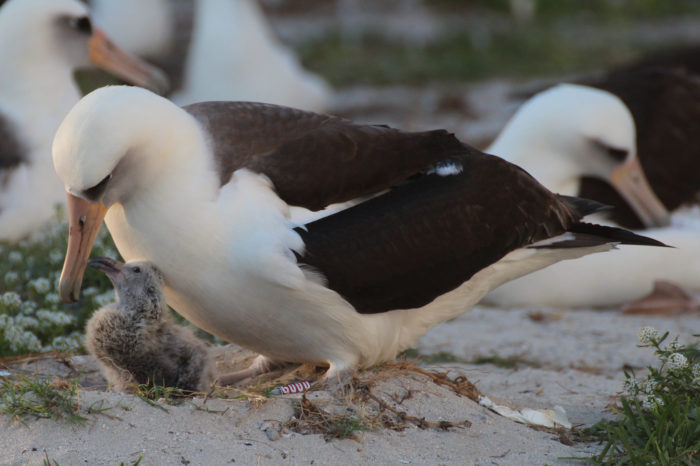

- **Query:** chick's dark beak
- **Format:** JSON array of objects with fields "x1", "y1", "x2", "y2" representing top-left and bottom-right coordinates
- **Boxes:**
[{"x1": 87, "y1": 256, "x2": 124, "y2": 280}]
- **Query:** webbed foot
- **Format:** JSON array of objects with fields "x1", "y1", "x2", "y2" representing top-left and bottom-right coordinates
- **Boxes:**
[{"x1": 216, "y1": 355, "x2": 287, "y2": 386}]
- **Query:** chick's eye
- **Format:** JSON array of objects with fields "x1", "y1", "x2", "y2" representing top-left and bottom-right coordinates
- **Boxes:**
[
  {"x1": 69, "y1": 16, "x2": 93, "y2": 34},
  {"x1": 132, "y1": 266, "x2": 141, "y2": 274}
]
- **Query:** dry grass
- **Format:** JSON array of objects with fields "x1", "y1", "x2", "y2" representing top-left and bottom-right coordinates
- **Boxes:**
[{"x1": 283, "y1": 361, "x2": 480, "y2": 440}]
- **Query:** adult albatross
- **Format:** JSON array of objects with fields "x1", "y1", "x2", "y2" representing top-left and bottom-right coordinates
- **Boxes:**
[
  {"x1": 0, "y1": 0, "x2": 168, "y2": 241},
  {"x1": 88, "y1": 0, "x2": 331, "y2": 111},
  {"x1": 53, "y1": 86, "x2": 664, "y2": 384},
  {"x1": 484, "y1": 84, "x2": 699, "y2": 308}
]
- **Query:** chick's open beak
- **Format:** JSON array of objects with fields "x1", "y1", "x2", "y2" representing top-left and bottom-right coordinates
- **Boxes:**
[
  {"x1": 610, "y1": 155, "x2": 670, "y2": 228},
  {"x1": 59, "y1": 193, "x2": 107, "y2": 303},
  {"x1": 88, "y1": 28, "x2": 170, "y2": 95}
]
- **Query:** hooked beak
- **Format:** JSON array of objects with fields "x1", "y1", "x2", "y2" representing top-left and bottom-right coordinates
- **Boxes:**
[
  {"x1": 59, "y1": 193, "x2": 107, "y2": 303},
  {"x1": 88, "y1": 28, "x2": 170, "y2": 95},
  {"x1": 610, "y1": 155, "x2": 670, "y2": 228},
  {"x1": 87, "y1": 256, "x2": 123, "y2": 280}
]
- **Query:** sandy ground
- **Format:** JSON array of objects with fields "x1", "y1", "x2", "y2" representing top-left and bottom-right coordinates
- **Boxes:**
[{"x1": 1, "y1": 303, "x2": 697, "y2": 466}]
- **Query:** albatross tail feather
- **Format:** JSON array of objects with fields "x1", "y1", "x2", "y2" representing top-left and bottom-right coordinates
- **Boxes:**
[
  {"x1": 557, "y1": 194, "x2": 611, "y2": 217},
  {"x1": 530, "y1": 222, "x2": 670, "y2": 250}
]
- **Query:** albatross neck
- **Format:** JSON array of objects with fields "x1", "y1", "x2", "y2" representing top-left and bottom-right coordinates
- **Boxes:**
[{"x1": 104, "y1": 105, "x2": 223, "y2": 270}]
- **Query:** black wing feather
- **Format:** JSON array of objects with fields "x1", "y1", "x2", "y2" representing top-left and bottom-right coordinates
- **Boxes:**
[
  {"x1": 184, "y1": 101, "x2": 470, "y2": 210},
  {"x1": 295, "y1": 152, "x2": 579, "y2": 314}
]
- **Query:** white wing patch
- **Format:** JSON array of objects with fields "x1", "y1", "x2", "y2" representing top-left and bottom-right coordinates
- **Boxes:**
[
  {"x1": 427, "y1": 161, "x2": 463, "y2": 177},
  {"x1": 220, "y1": 169, "x2": 307, "y2": 289}
]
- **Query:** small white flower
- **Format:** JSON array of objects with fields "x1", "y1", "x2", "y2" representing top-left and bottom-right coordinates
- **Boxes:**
[
  {"x1": 49, "y1": 249, "x2": 64, "y2": 265},
  {"x1": 642, "y1": 395, "x2": 664, "y2": 410},
  {"x1": 1, "y1": 291, "x2": 22, "y2": 310},
  {"x1": 3, "y1": 271, "x2": 19, "y2": 286},
  {"x1": 622, "y1": 378, "x2": 639, "y2": 392},
  {"x1": 29, "y1": 278, "x2": 51, "y2": 295},
  {"x1": 692, "y1": 364, "x2": 700, "y2": 379},
  {"x1": 21, "y1": 300, "x2": 37, "y2": 314},
  {"x1": 13, "y1": 314, "x2": 39, "y2": 330},
  {"x1": 36, "y1": 310, "x2": 74, "y2": 327},
  {"x1": 644, "y1": 379, "x2": 658, "y2": 393},
  {"x1": 82, "y1": 287, "x2": 99, "y2": 297},
  {"x1": 19, "y1": 331, "x2": 41, "y2": 352},
  {"x1": 51, "y1": 333, "x2": 82, "y2": 352},
  {"x1": 44, "y1": 293, "x2": 61, "y2": 306},
  {"x1": 4, "y1": 326, "x2": 41, "y2": 353},
  {"x1": 667, "y1": 353, "x2": 688, "y2": 372},
  {"x1": 638, "y1": 326, "x2": 658, "y2": 344},
  {"x1": 664, "y1": 338, "x2": 682, "y2": 353},
  {"x1": 8, "y1": 251, "x2": 23, "y2": 264}
]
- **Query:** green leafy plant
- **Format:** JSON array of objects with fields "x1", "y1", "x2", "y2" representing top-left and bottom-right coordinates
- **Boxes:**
[
  {"x1": 0, "y1": 210, "x2": 118, "y2": 357},
  {"x1": 133, "y1": 381, "x2": 191, "y2": 412},
  {"x1": 0, "y1": 375, "x2": 86, "y2": 424},
  {"x1": 588, "y1": 329, "x2": 699, "y2": 465}
]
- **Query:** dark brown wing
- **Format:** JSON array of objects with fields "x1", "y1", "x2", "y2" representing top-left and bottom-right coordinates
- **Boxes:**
[
  {"x1": 295, "y1": 152, "x2": 577, "y2": 313},
  {"x1": 296, "y1": 152, "x2": 665, "y2": 314},
  {"x1": 619, "y1": 45, "x2": 700, "y2": 76},
  {"x1": 184, "y1": 101, "x2": 470, "y2": 210},
  {"x1": 580, "y1": 68, "x2": 700, "y2": 228}
]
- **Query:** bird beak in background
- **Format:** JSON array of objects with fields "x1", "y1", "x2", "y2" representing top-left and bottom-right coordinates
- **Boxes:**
[
  {"x1": 610, "y1": 154, "x2": 671, "y2": 228},
  {"x1": 59, "y1": 193, "x2": 107, "y2": 303},
  {"x1": 87, "y1": 256, "x2": 124, "y2": 280},
  {"x1": 88, "y1": 28, "x2": 170, "y2": 95}
]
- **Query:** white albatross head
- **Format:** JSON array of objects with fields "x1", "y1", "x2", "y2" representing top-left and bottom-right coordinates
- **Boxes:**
[
  {"x1": 488, "y1": 83, "x2": 669, "y2": 228},
  {"x1": 52, "y1": 85, "x2": 208, "y2": 303},
  {"x1": 0, "y1": 0, "x2": 169, "y2": 100}
]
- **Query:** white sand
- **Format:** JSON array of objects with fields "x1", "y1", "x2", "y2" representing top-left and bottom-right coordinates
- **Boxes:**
[{"x1": 2, "y1": 305, "x2": 696, "y2": 466}]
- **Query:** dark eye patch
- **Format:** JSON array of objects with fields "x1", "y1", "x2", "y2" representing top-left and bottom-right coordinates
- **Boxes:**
[
  {"x1": 591, "y1": 139, "x2": 629, "y2": 163},
  {"x1": 132, "y1": 266, "x2": 141, "y2": 274},
  {"x1": 83, "y1": 174, "x2": 111, "y2": 202},
  {"x1": 70, "y1": 16, "x2": 93, "y2": 34},
  {"x1": 605, "y1": 147, "x2": 628, "y2": 162}
]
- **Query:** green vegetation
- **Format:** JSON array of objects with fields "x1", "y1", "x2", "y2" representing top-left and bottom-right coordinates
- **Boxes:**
[
  {"x1": 0, "y1": 375, "x2": 86, "y2": 424},
  {"x1": 300, "y1": 26, "x2": 655, "y2": 87},
  {"x1": 0, "y1": 208, "x2": 220, "y2": 358},
  {"x1": 471, "y1": 354, "x2": 541, "y2": 369},
  {"x1": 426, "y1": 0, "x2": 700, "y2": 19},
  {"x1": 299, "y1": 0, "x2": 700, "y2": 87},
  {"x1": 586, "y1": 329, "x2": 700, "y2": 465},
  {"x1": 0, "y1": 211, "x2": 117, "y2": 357},
  {"x1": 400, "y1": 348, "x2": 539, "y2": 368},
  {"x1": 133, "y1": 382, "x2": 190, "y2": 412}
]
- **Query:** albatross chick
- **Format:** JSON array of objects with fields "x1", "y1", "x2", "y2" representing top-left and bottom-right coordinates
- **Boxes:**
[{"x1": 85, "y1": 257, "x2": 214, "y2": 392}]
